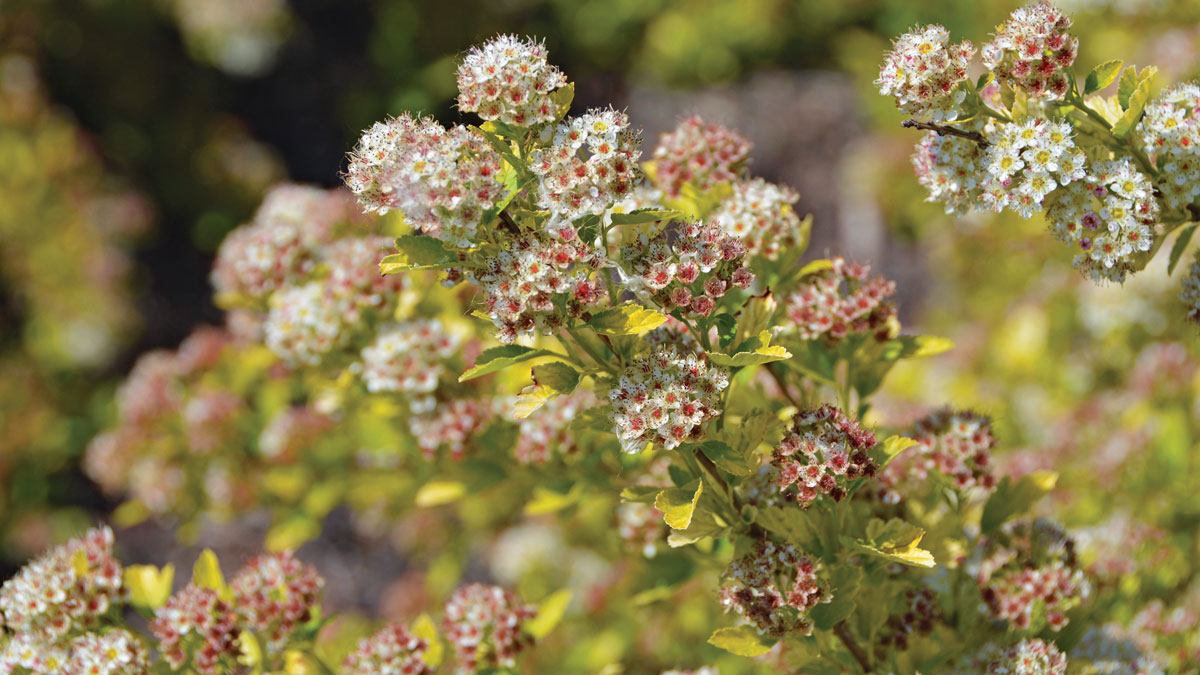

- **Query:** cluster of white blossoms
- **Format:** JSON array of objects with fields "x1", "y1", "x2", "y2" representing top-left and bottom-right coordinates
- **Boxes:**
[
  {"x1": 1139, "y1": 83, "x2": 1200, "y2": 211},
  {"x1": 651, "y1": 115, "x2": 752, "y2": 199},
  {"x1": 2, "y1": 629, "x2": 150, "y2": 675},
  {"x1": 1180, "y1": 251, "x2": 1200, "y2": 324},
  {"x1": 876, "y1": 24, "x2": 974, "y2": 121},
  {"x1": 456, "y1": 35, "x2": 568, "y2": 127},
  {"x1": 323, "y1": 236, "x2": 407, "y2": 322},
  {"x1": 980, "y1": 118, "x2": 1087, "y2": 218},
  {"x1": 360, "y1": 320, "x2": 460, "y2": 395},
  {"x1": 910, "y1": 118, "x2": 990, "y2": 214},
  {"x1": 981, "y1": 0, "x2": 1078, "y2": 99},
  {"x1": 264, "y1": 281, "x2": 344, "y2": 365},
  {"x1": 345, "y1": 115, "x2": 504, "y2": 247},
  {"x1": 529, "y1": 107, "x2": 642, "y2": 218},
  {"x1": 343, "y1": 623, "x2": 435, "y2": 675},
  {"x1": 608, "y1": 346, "x2": 729, "y2": 453},
  {"x1": 951, "y1": 638, "x2": 1068, "y2": 674},
  {"x1": 1043, "y1": 159, "x2": 1158, "y2": 283},
  {"x1": 710, "y1": 178, "x2": 806, "y2": 260}
]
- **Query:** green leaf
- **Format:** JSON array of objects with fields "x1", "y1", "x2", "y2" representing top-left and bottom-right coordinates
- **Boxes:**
[
  {"x1": 892, "y1": 335, "x2": 955, "y2": 358},
  {"x1": 526, "y1": 590, "x2": 572, "y2": 639},
  {"x1": 472, "y1": 124, "x2": 524, "y2": 174},
  {"x1": 1113, "y1": 73, "x2": 1155, "y2": 138},
  {"x1": 380, "y1": 235, "x2": 456, "y2": 273},
  {"x1": 513, "y1": 384, "x2": 558, "y2": 419},
  {"x1": 532, "y1": 361, "x2": 580, "y2": 394},
  {"x1": 550, "y1": 82, "x2": 575, "y2": 122},
  {"x1": 797, "y1": 259, "x2": 834, "y2": 278},
  {"x1": 1117, "y1": 65, "x2": 1138, "y2": 108},
  {"x1": 192, "y1": 549, "x2": 228, "y2": 598},
  {"x1": 709, "y1": 330, "x2": 792, "y2": 368},
  {"x1": 707, "y1": 625, "x2": 776, "y2": 657},
  {"x1": 610, "y1": 208, "x2": 682, "y2": 225},
  {"x1": 811, "y1": 565, "x2": 863, "y2": 631},
  {"x1": 1085, "y1": 59, "x2": 1123, "y2": 94},
  {"x1": 975, "y1": 71, "x2": 994, "y2": 92},
  {"x1": 735, "y1": 291, "x2": 777, "y2": 346},
  {"x1": 588, "y1": 303, "x2": 668, "y2": 336},
  {"x1": 980, "y1": 470, "x2": 1058, "y2": 533},
  {"x1": 693, "y1": 440, "x2": 753, "y2": 476},
  {"x1": 459, "y1": 345, "x2": 557, "y2": 381},
  {"x1": 714, "y1": 313, "x2": 738, "y2": 349},
  {"x1": 414, "y1": 480, "x2": 467, "y2": 507},
  {"x1": 853, "y1": 518, "x2": 936, "y2": 568},
  {"x1": 1168, "y1": 224, "x2": 1197, "y2": 276},
  {"x1": 871, "y1": 435, "x2": 918, "y2": 470},
  {"x1": 654, "y1": 480, "x2": 703, "y2": 530},
  {"x1": 619, "y1": 485, "x2": 660, "y2": 503}
]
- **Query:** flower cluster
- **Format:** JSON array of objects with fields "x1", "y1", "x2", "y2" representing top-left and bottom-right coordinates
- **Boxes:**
[
  {"x1": 0, "y1": 527, "x2": 124, "y2": 643},
  {"x1": 150, "y1": 584, "x2": 240, "y2": 674},
  {"x1": 257, "y1": 405, "x2": 334, "y2": 462},
  {"x1": 456, "y1": 35, "x2": 567, "y2": 126},
  {"x1": 514, "y1": 390, "x2": 593, "y2": 464},
  {"x1": 910, "y1": 118, "x2": 990, "y2": 214},
  {"x1": 264, "y1": 281, "x2": 346, "y2": 365},
  {"x1": 784, "y1": 257, "x2": 896, "y2": 341},
  {"x1": 1043, "y1": 158, "x2": 1157, "y2": 283},
  {"x1": 771, "y1": 405, "x2": 877, "y2": 507},
  {"x1": 651, "y1": 116, "x2": 752, "y2": 199},
  {"x1": 975, "y1": 519, "x2": 1091, "y2": 631},
  {"x1": 361, "y1": 320, "x2": 460, "y2": 395},
  {"x1": 876, "y1": 25, "x2": 974, "y2": 121},
  {"x1": 441, "y1": 583, "x2": 537, "y2": 673},
  {"x1": 530, "y1": 107, "x2": 642, "y2": 218},
  {"x1": 908, "y1": 409, "x2": 997, "y2": 491},
  {"x1": 981, "y1": 0, "x2": 1078, "y2": 99},
  {"x1": 1071, "y1": 622, "x2": 1168, "y2": 675},
  {"x1": 409, "y1": 399, "x2": 496, "y2": 461},
  {"x1": 345, "y1": 115, "x2": 503, "y2": 247},
  {"x1": 877, "y1": 587, "x2": 939, "y2": 653},
  {"x1": 951, "y1": 638, "x2": 1068, "y2": 674},
  {"x1": 2, "y1": 629, "x2": 150, "y2": 675},
  {"x1": 710, "y1": 178, "x2": 805, "y2": 260},
  {"x1": 229, "y1": 551, "x2": 325, "y2": 653},
  {"x1": 608, "y1": 346, "x2": 730, "y2": 453},
  {"x1": 343, "y1": 623, "x2": 435, "y2": 675},
  {"x1": 324, "y1": 235, "x2": 408, "y2": 322},
  {"x1": 1139, "y1": 83, "x2": 1200, "y2": 211},
  {"x1": 470, "y1": 233, "x2": 608, "y2": 343},
  {"x1": 1180, "y1": 250, "x2": 1200, "y2": 324},
  {"x1": 718, "y1": 539, "x2": 829, "y2": 638},
  {"x1": 620, "y1": 219, "x2": 754, "y2": 318},
  {"x1": 980, "y1": 118, "x2": 1087, "y2": 217}
]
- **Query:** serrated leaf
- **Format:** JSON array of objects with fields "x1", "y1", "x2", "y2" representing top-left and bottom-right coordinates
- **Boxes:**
[
  {"x1": 513, "y1": 384, "x2": 559, "y2": 419},
  {"x1": 532, "y1": 361, "x2": 580, "y2": 394},
  {"x1": 1085, "y1": 59, "x2": 1123, "y2": 94},
  {"x1": 1118, "y1": 65, "x2": 1138, "y2": 108},
  {"x1": 872, "y1": 435, "x2": 918, "y2": 469},
  {"x1": 125, "y1": 564, "x2": 175, "y2": 610},
  {"x1": 610, "y1": 208, "x2": 682, "y2": 225},
  {"x1": 736, "y1": 291, "x2": 777, "y2": 346},
  {"x1": 380, "y1": 235, "x2": 456, "y2": 273},
  {"x1": 414, "y1": 480, "x2": 466, "y2": 507},
  {"x1": 980, "y1": 470, "x2": 1058, "y2": 533},
  {"x1": 459, "y1": 345, "x2": 557, "y2": 381},
  {"x1": 193, "y1": 549, "x2": 227, "y2": 596},
  {"x1": 411, "y1": 614, "x2": 443, "y2": 667},
  {"x1": 655, "y1": 481, "x2": 703, "y2": 530},
  {"x1": 855, "y1": 518, "x2": 937, "y2": 568},
  {"x1": 620, "y1": 485, "x2": 661, "y2": 503},
  {"x1": 707, "y1": 625, "x2": 775, "y2": 657},
  {"x1": 1113, "y1": 74, "x2": 1155, "y2": 138},
  {"x1": 1168, "y1": 224, "x2": 1197, "y2": 275},
  {"x1": 694, "y1": 440, "x2": 753, "y2": 476},
  {"x1": 526, "y1": 590, "x2": 572, "y2": 639},
  {"x1": 588, "y1": 303, "x2": 667, "y2": 336},
  {"x1": 710, "y1": 330, "x2": 792, "y2": 368}
]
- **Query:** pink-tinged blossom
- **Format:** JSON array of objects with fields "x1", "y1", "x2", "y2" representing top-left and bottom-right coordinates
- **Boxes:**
[
  {"x1": 718, "y1": 539, "x2": 830, "y2": 638},
  {"x1": 908, "y1": 409, "x2": 997, "y2": 491},
  {"x1": 951, "y1": 638, "x2": 1068, "y2": 674},
  {"x1": 442, "y1": 584, "x2": 537, "y2": 673},
  {"x1": 1139, "y1": 83, "x2": 1200, "y2": 210},
  {"x1": 877, "y1": 24, "x2": 975, "y2": 121},
  {"x1": 784, "y1": 257, "x2": 896, "y2": 341},
  {"x1": 771, "y1": 405, "x2": 877, "y2": 507},
  {"x1": 229, "y1": 551, "x2": 324, "y2": 655},
  {"x1": 263, "y1": 281, "x2": 345, "y2": 365},
  {"x1": 529, "y1": 107, "x2": 642, "y2": 218},
  {"x1": 1180, "y1": 250, "x2": 1200, "y2": 324},
  {"x1": 323, "y1": 235, "x2": 408, "y2": 322},
  {"x1": 652, "y1": 116, "x2": 751, "y2": 199},
  {"x1": 608, "y1": 346, "x2": 729, "y2": 453},
  {"x1": 257, "y1": 405, "x2": 334, "y2": 463},
  {"x1": 409, "y1": 399, "x2": 496, "y2": 461},
  {"x1": 62, "y1": 629, "x2": 151, "y2": 675},
  {"x1": 361, "y1": 320, "x2": 460, "y2": 395},
  {"x1": 150, "y1": 584, "x2": 240, "y2": 674},
  {"x1": 981, "y1": 1, "x2": 1078, "y2": 99},
  {"x1": 710, "y1": 178, "x2": 806, "y2": 260},
  {"x1": 620, "y1": 219, "x2": 754, "y2": 318},
  {"x1": 910, "y1": 118, "x2": 989, "y2": 214},
  {"x1": 974, "y1": 519, "x2": 1091, "y2": 632},
  {"x1": 344, "y1": 623, "x2": 435, "y2": 675},
  {"x1": 514, "y1": 390, "x2": 594, "y2": 464},
  {"x1": 456, "y1": 35, "x2": 567, "y2": 126}
]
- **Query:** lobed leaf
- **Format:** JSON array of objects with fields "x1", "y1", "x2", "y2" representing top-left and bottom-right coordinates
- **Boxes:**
[
  {"x1": 588, "y1": 303, "x2": 668, "y2": 336},
  {"x1": 459, "y1": 345, "x2": 558, "y2": 382},
  {"x1": 707, "y1": 626, "x2": 776, "y2": 657},
  {"x1": 380, "y1": 235, "x2": 456, "y2": 274},
  {"x1": 654, "y1": 480, "x2": 704, "y2": 530},
  {"x1": 1084, "y1": 59, "x2": 1123, "y2": 94}
]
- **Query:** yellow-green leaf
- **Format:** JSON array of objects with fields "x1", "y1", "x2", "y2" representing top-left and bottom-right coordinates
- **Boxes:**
[
  {"x1": 265, "y1": 515, "x2": 322, "y2": 552},
  {"x1": 619, "y1": 485, "x2": 660, "y2": 503},
  {"x1": 610, "y1": 208, "x2": 682, "y2": 225},
  {"x1": 414, "y1": 480, "x2": 467, "y2": 507},
  {"x1": 797, "y1": 259, "x2": 834, "y2": 278},
  {"x1": 655, "y1": 481, "x2": 703, "y2": 530},
  {"x1": 125, "y1": 564, "x2": 175, "y2": 609},
  {"x1": 693, "y1": 440, "x2": 753, "y2": 476},
  {"x1": 872, "y1": 435, "x2": 918, "y2": 469},
  {"x1": 707, "y1": 625, "x2": 775, "y2": 657},
  {"x1": 459, "y1": 345, "x2": 557, "y2": 381},
  {"x1": 524, "y1": 484, "x2": 581, "y2": 515},
  {"x1": 1085, "y1": 59, "x2": 1123, "y2": 94},
  {"x1": 380, "y1": 235, "x2": 456, "y2": 274},
  {"x1": 192, "y1": 549, "x2": 227, "y2": 595},
  {"x1": 711, "y1": 330, "x2": 792, "y2": 368},
  {"x1": 855, "y1": 518, "x2": 937, "y2": 568},
  {"x1": 588, "y1": 303, "x2": 667, "y2": 336},
  {"x1": 526, "y1": 590, "x2": 572, "y2": 639},
  {"x1": 513, "y1": 384, "x2": 559, "y2": 419},
  {"x1": 412, "y1": 614, "x2": 443, "y2": 667},
  {"x1": 532, "y1": 361, "x2": 580, "y2": 394}
]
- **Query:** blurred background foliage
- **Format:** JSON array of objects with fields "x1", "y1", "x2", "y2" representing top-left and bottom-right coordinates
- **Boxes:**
[{"x1": 3, "y1": 0, "x2": 1200, "y2": 665}]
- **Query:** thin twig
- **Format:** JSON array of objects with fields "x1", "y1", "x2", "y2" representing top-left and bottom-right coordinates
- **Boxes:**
[
  {"x1": 901, "y1": 119, "x2": 989, "y2": 146},
  {"x1": 834, "y1": 621, "x2": 873, "y2": 673},
  {"x1": 498, "y1": 209, "x2": 521, "y2": 235},
  {"x1": 767, "y1": 364, "x2": 802, "y2": 409}
]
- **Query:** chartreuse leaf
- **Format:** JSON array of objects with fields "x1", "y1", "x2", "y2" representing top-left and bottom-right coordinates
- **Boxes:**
[
  {"x1": 380, "y1": 235, "x2": 456, "y2": 274},
  {"x1": 193, "y1": 549, "x2": 229, "y2": 599},
  {"x1": 707, "y1": 625, "x2": 776, "y2": 657},
  {"x1": 654, "y1": 480, "x2": 703, "y2": 530},
  {"x1": 513, "y1": 384, "x2": 560, "y2": 419},
  {"x1": 526, "y1": 590, "x2": 572, "y2": 639},
  {"x1": 709, "y1": 330, "x2": 792, "y2": 368},
  {"x1": 610, "y1": 208, "x2": 682, "y2": 225},
  {"x1": 588, "y1": 303, "x2": 667, "y2": 336},
  {"x1": 125, "y1": 564, "x2": 175, "y2": 610},
  {"x1": 735, "y1": 291, "x2": 777, "y2": 346},
  {"x1": 265, "y1": 515, "x2": 321, "y2": 552},
  {"x1": 797, "y1": 259, "x2": 834, "y2": 278},
  {"x1": 411, "y1": 614, "x2": 443, "y2": 667},
  {"x1": 1113, "y1": 71, "x2": 1156, "y2": 138},
  {"x1": 871, "y1": 435, "x2": 918, "y2": 470},
  {"x1": 854, "y1": 518, "x2": 936, "y2": 568},
  {"x1": 981, "y1": 470, "x2": 1058, "y2": 533},
  {"x1": 551, "y1": 81, "x2": 575, "y2": 121},
  {"x1": 1168, "y1": 224, "x2": 1197, "y2": 276},
  {"x1": 1085, "y1": 59, "x2": 1123, "y2": 94},
  {"x1": 532, "y1": 361, "x2": 580, "y2": 394},
  {"x1": 691, "y1": 440, "x2": 753, "y2": 476},
  {"x1": 619, "y1": 485, "x2": 660, "y2": 503},
  {"x1": 459, "y1": 345, "x2": 557, "y2": 382},
  {"x1": 524, "y1": 484, "x2": 581, "y2": 515},
  {"x1": 414, "y1": 480, "x2": 467, "y2": 507}
]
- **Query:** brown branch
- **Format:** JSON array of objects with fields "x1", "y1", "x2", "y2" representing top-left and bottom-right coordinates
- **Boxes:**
[
  {"x1": 834, "y1": 621, "x2": 873, "y2": 673},
  {"x1": 901, "y1": 119, "x2": 988, "y2": 147},
  {"x1": 498, "y1": 209, "x2": 521, "y2": 235},
  {"x1": 767, "y1": 364, "x2": 802, "y2": 409}
]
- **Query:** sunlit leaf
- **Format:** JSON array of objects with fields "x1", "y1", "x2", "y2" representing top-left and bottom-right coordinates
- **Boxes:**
[
  {"x1": 588, "y1": 303, "x2": 667, "y2": 336},
  {"x1": 707, "y1": 625, "x2": 775, "y2": 657},
  {"x1": 459, "y1": 345, "x2": 557, "y2": 381}
]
